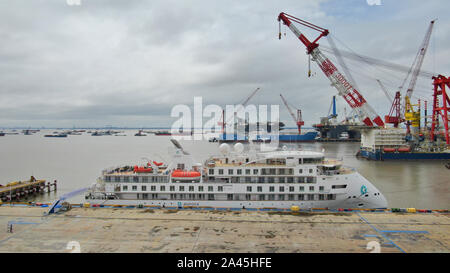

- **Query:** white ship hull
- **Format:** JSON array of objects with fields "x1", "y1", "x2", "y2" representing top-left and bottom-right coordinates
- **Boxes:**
[{"x1": 83, "y1": 199, "x2": 385, "y2": 210}]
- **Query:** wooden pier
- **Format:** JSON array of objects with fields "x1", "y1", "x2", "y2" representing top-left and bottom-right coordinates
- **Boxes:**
[{"x1": 0, "y1": 177, "x2": 56, "y2": 202}]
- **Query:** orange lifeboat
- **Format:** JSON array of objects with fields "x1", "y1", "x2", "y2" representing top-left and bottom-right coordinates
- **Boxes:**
[
  {"x1": 383, "y1": 148, "x2": 396, "y2": 152},
  {"x1": 171, "y1": 170, "x2": 201, "y2": 178},
  {"x1": 134, "y1": 165, "x2": 153, "y2": 173},
  {"x1": 398, "y1": 147, "x2": 411, "y2": 152}
]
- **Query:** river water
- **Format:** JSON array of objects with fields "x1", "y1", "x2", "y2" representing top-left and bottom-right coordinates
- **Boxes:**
[{"x1": 0, "y1": 130, "x2": 448, "y2": 209}]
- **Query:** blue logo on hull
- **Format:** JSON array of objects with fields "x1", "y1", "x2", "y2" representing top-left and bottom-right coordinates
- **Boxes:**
[{"x1": 360, "y1": 185, "x2": 368, "y2": 195}]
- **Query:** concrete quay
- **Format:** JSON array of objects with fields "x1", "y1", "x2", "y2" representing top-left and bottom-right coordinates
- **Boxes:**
[{"x1": 0, "y1": 206, "x2": 448, "y2": 253}]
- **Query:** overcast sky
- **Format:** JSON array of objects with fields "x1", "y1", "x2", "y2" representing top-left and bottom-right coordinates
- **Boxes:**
[{"x1": 0, "y1": 0, "x2": 448, "y2": 128}]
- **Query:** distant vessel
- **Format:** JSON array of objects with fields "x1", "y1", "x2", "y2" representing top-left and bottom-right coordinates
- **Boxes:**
[
  {"x1": 135, "y1": 130, "x2": 147, "y2": 136},
  {"x1": 44, "y1": 133, "x2": 67, "y2": 138},
  {"x1": 154, "y1": 131, "x2": 171, "y2": 136},
  {"x1": 86, "y1": 140, "x2": 388, "y2": 209},
  {"x1": 219, "y1": 131, "x2": 318, "y2": 143},
  {"x1": 0, "y1": 132, "x2": 5, "y2": 137}
]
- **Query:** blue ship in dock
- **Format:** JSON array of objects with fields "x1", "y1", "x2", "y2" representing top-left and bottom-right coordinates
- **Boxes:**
[
  {"x1": 359, "y1": 149, "x2": 450, "y2": 160},
  {"x1": 219, "y1": 131, "x2": 318, "y2": 143}
]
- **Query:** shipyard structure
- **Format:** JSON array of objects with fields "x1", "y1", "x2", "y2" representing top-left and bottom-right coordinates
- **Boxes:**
[{"x1": 359, "y1": 128, "x2": 450, "y2": 160}]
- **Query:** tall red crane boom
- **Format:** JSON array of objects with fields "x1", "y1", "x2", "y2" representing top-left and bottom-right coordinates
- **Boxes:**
[
  {"x1": 278, "y1": 12, "x2": 384, "y2": 127},
  {"x1": 280, "y1": 94, "x2": 304, "y2": 134}
]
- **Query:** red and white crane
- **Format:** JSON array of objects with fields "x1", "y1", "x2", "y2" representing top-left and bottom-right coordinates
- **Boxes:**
[
  {"x1": 280, "y1": 94, "x2": 304, "y2": 134},
  {"x1": 404, "y1": 20, "x2": 435, "y2": 104},
  {"x1": 391, "y1": 20, "x2": 435, "y2": 132},
  {"x1": 278, "y1": 12, "x2": 384, "y2": 127}
]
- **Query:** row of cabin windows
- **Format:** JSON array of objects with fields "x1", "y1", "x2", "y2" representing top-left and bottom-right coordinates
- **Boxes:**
[
  {"x1": 210, "y1": 168, "x2": 313, "y2": 176},
  {"x1": 209, "y1": 176, "x2": 317, "y2": 183},
  {"x1": 135, "y1": 193, "x2": 336, "y2": 201},
  {"x1": 112, "y1": 175, "x2": 318, "y2": 185},
  {"x1": 121, "y1": 185, "x2": 326, "y2": 193},
  {"x1": 105, "y1": 176, "x2": 169, "y2": 183},
  {"x1": 217, "y1": 158, "x2": 322, "y2": 165},
  {"x1": 301, "y1": 158, "x2": 324, "y2": 164}
]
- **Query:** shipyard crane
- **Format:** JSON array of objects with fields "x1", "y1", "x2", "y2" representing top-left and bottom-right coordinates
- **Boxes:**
[
  {"x1": 377, "y1": 79, "x2": 402, "y2": 128},
  {"x1": 280, "y1": 94, "x2": 304, "y2": 134},
  {"x1": 320, "y1": 45, "x2": 435, "y2": 80},
  {"x1": 278, "y1": 12, "x2": 384, "y2": 127},
  {"x1": 430, "y1": 75, "x2": 450, "y2": 144},
  {"x1": 376, "y1": 79, "x2": 393, "y2": 104},
  {"x1": 402, "y1": 20, "x2": 435, "y2": 133},
  {"x1": 404, "y1": 20, "x2": 435, "y2": 102},
  {"x1": 219, "y1": 87, "x2": 261, "y2": 131}
]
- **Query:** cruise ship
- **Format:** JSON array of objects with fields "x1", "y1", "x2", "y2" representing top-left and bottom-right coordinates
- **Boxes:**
[{"x1": 85, "y1": 140, "x2": 388, "y2": 209}]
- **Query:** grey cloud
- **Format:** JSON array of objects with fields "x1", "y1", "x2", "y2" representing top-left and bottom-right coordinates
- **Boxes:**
[{"x1": 0, "y1": 0, "x2": 448, "y2": 128}]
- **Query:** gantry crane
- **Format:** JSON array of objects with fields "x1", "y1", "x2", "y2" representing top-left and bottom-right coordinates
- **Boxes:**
[
  {"x1": 430, "y1": 75, "x2": 450, "y2": 144},
  {"x1": 278, "y1": 12, "x2": 384, "y2": 127},
  {"x1": 280, "y1": 94, "x2": 304, "y2": 134}
]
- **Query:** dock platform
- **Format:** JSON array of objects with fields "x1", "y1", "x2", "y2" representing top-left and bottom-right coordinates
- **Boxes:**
[
  {"x1": 0, "y1": 177, "x2": 56, "y2": 202},
  {"x1": 0, "y1": 206, "x2": 448, "y2": 253}
]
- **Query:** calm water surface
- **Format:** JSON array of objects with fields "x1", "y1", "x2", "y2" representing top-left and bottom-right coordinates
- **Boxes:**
[{"x1": 0, "y1": 130, "x2": 448, "y2": 209}]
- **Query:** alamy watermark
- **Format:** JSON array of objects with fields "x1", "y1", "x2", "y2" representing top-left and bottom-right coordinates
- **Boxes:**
[
  {"x1": 170, "y1": 97, "x2": 280, "y2": 151},
  {"x1": 66, "y1": 241, "x2": 81, "y2": 253},
  {"x1": 66, "y1": 0, "x2": 82, "y2": 6},
  {"x1": 366, "y1": 0, "x2": 382, "y2": 6}
]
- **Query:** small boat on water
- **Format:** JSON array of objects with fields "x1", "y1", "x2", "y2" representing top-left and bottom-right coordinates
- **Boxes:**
[
  {"x1": 209, "y1": 137, "x2": 219, "y2": 142},
  {"x1": 44, "y1": 133, "x2": 67, "y2": 138},
  {"x1": 135, "y1": 130, "x2": 147, "y2": 136},
  {"x1": 0, "y1": 132, "x2": 5, "y2": 136},
  {"x1": 154, "y1": 130, "x2": 171, "y2": 136}
]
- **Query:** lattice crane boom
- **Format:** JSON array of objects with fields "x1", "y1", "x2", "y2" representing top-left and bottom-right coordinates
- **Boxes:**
[
  {"x1": 278, "y1": 12, "x2": 384, "y2": 127},
  {"x1": 405, "y1": 20, "x2": 436, "y2": 101}
]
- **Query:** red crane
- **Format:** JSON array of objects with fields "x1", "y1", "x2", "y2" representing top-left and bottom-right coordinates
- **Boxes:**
[
  {"x1": 278, "y1": 12, "x2": 384, "y2": 127},
  {"x1": 280, "y1": 94, "x2": 304, "y2": 134},
  {"x1": 430, "y1": 75, "x2": 450, "y2": 144}
]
